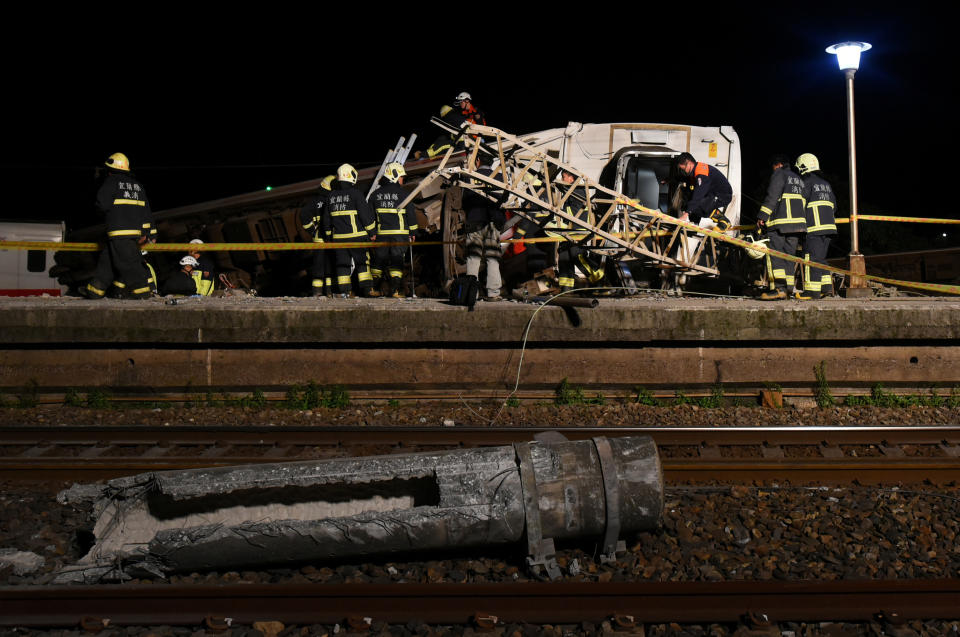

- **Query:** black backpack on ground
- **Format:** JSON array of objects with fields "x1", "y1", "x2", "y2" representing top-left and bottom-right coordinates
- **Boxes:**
[{"x1": 449, "y1": 274, "x2": 479, "y2": 309}]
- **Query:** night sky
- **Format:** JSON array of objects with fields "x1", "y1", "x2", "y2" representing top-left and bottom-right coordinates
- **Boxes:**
[{"x1": 4, "y1": 7, "x2": 954, "y2": 252}]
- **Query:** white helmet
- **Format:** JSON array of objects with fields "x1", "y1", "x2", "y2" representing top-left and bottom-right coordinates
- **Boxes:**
[
  {"x1": 383, "y1": 162, "x2": 405, "y2": 183},
  {"x1": 180, "y1": 255, "x2": 199, "y2": 267},
  {"x1": 795, "y1": 153, "x2": 820, "y2": 175},
  {"x1": 455, "y1": 91, "x2": 472, "y2": 104},
  {"x1": 337, "y1": 163, "x2": 358, "y2": 184},
  {"x1": 744, "y1": 235, "x2": 770, "y2": 260},
  {"x1": 189, "y1": 239, "x2": 204, "y2": 245}
]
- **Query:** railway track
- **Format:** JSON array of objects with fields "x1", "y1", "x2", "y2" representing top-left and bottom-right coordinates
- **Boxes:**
[
  {"x1": 1, "y1": 580, "x2": 958, "y2": 627},
  {"x1": 2, "y1": 426, "x2": 959, "y2": 483}
]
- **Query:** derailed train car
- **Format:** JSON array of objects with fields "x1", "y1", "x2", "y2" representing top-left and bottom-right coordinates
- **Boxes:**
[{"x1": 54, "y1": 122, "x2": 743, "y2": 296}]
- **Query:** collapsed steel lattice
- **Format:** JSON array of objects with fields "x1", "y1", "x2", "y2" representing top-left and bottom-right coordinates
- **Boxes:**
[{"x1": 402, "y1": 121, "x2": 729, "y2": 276}]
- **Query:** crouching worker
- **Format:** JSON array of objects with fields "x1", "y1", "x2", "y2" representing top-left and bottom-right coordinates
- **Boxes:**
[{"x1": 163, "y1": 256, "x2": 201, "y2": 296}]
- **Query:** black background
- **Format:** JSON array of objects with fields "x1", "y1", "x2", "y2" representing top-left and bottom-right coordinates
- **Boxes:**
[{"x1": 3, "y1": 5, "x2": 953, "y2": 252}]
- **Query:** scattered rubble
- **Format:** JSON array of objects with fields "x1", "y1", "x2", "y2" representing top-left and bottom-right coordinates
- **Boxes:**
[{"x1": 0, "y1": 548, "x2": 44, "y2": 575}]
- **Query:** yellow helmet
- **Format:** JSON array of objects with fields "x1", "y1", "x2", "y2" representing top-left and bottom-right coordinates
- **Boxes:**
[
  {"x1": 320, "y1": 175, "x2": 335, "y2": 191},
  {"x1": 440, "y1": 105, "x2": 453, "y2": 117},
  {"x1": 337, "y1": 163, "x2": 358, "y2": 184},
  {"x1": 795, "y1": 153, "x2": 820, "y2": 175},
  {"x1": 384, "y1": 162, "x2": 405, "y2": 183},
  {"x1": 105, "y1": 152, "x2": 130, "y2": 172},
  {"x1": 744, "y1": 235, "x2": 770, "y2": 260}
]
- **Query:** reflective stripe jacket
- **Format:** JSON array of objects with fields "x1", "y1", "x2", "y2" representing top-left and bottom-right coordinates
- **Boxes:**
[
  {"x1": 759, "y1": 168, "x2": 806, "y2": 233},
  {"x1": 684, "y1": 163, "x2": 733, "y2": 219},
  {"x1": 370, "y1": 182, "x2": 417, "y2": 236},
  {"x1": 96, "y1": 170, "x2": 151, "y2": 239},
  {"x1": 323, "y1": 182, "x2": 376, "y2": 241},
  {"x1": 801, "y1": 173, "x2": 838, "y2": 236},
  {"x1": 299, "y1": 188, "x2": 328, "y2": 241}
]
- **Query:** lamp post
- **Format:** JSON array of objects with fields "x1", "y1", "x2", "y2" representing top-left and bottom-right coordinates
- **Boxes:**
[{"x1": 826, "y1": 41, "x2": 872, "y2": 297}]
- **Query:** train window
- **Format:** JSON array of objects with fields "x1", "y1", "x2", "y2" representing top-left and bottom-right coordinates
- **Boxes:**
[{"x1": 27, "y1": 250, "x2": 46, "y2": 272}]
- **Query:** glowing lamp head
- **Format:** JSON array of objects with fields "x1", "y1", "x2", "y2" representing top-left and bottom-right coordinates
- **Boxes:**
[{"x1": 826, "y1": 41, "x2": 872, "y2": 71}]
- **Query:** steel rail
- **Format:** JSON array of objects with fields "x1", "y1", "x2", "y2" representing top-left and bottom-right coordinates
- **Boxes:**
[
  {"x1": 2, "y1": 427, "x2": 959, "y2": 482},
  {"x1": 1, "y1": 580, "x2": 958, "y2": 627}
]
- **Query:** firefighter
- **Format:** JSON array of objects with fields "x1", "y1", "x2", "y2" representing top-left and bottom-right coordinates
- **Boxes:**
[
  {"x1": 455, "y1": 92, "x2": 486, "y2": 126},
  {"x1": 187, "y1": 239, "x2": 215, "y2": 296},
  {"x1": 676, "y1": 152, "x2": 733, "y2": 231},
  {"x1": 462, "y1": 156, "x2": 505, "y2": 301},
  {"x1": 324, "y1": 163, "x2": 376, "y2": 297},
  {"x1": 83, "y1": 153, "x2": 153, "y2": 300},
  {"x1": 757, "y1": 154, "x2": 807, "y2": 300},
  {"x1": 426, "y1": 105, "x2": 467, "y2": 159},
  {"x1": 299, "y1": 175, "x2": 335, "y2": 297},
  {"x1": 796, "y1": 153, "x2": 837, "y2": 299},
  {"x1": 163, "y1": 256, "x2": 201, "y2": 296},
  {"x1": 369, "y1": 162, "x2": 417, "y2": 298},
  {"x1": 553, "y1": 170, "x2": 602, "y2": 292}
]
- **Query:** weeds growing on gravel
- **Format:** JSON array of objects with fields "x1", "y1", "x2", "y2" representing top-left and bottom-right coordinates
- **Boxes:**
[
  {"x1": 284, "y1": 382, "x2": 351, "y2": 409},
  {"x1": 554, "y1": 378, "x2": 605, "y2": 405},
  {"x1": 633, "y1": 386, "x2": 661, "y2": 406},
  {"x1": 814, "y1": 361, "x2": 836, "y2": 408},
  {"x1": 845, "y1": 383, "x2": 956, "y2": 407}
]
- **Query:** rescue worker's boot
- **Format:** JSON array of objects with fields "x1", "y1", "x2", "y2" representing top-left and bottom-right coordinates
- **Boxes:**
[
  {"x1": 367, "y1": 277, "x2": 383, "y2": 297},
  {"x1": 81, "y1": 281, "x2": 107, "y2": 300},
  {"x1": 794, "y1": 289, "x2": 819, "y2": 301},
  {"x1": 759, "y1": 288, "x2": 787, "y2": 301}
]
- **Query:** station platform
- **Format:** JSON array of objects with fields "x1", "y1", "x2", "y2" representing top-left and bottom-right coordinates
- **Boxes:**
[{"x1": 2, "y1": 295, "x2": 959, "y2": 395}]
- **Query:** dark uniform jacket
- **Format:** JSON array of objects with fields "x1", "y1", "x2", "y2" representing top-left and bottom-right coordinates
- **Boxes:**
[
  {"x1": 684, "y1": 162, "x2": 733, "y2": 220},
  {"x1": 759, "y1": 167, "x2": 806, "y2": 233},
  {"x1": 300, "y1": 188, "x2": 328, "y2": 241},
  {"x1": 801, "y1": 173, "x2": 838, "y2": 236},
  {"x1": 163, "y1": 270, "x2": 198, "y2": 296},
  {"x1": 370, "y1": 182, "x2": 418, "y2": 237},
  {"x1": 96, "y1": 170, "x2": 150, "y2": 239},
  {"x1": 323, "y1": 182, "x2": 376, "y2": 241},
  {"x1": 463, "y1": 167, "x2": 506, "y2": 232}
]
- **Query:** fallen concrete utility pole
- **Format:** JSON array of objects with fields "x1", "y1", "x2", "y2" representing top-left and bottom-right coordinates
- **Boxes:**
[{"x1": 56, "y1": 435, "x2": 662, "y2": 583}]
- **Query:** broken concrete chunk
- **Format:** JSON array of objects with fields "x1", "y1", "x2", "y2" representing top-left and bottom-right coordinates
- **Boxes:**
[
  {"x1": 0, "y1": 549, "x2": 45, "y2": 575},
  {"x1": 56, "y1": 436, "x2": 662, "y2": 583}
]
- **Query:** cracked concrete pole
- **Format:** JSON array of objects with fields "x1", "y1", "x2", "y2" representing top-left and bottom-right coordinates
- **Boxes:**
[{"x1": 56, "y1": 435, "x2": 662, "y2": 582}]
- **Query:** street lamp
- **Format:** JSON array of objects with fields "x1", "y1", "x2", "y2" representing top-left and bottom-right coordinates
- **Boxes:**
[{"x1": 826, "y1": 41, "x2": 872, "y2": 297}]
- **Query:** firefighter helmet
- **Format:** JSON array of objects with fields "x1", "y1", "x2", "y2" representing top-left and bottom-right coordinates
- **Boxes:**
[
  {"x1": 189, "y1": 239, "x2": 204, "y2": 244},
  {"x1": 455, "y1": 92, "x2": 471, "y2": 104},
  {"x1": 180, "y1": 256, "x2": 199, "y2": 267},
  {"x1": 105, "y1": 152, "x2": 130, "y2": 172},
  {"x1": 384, "y1": 162, "x2": 405, "y2": 183},
  {"x1": 770, "y1": 154, "x2": 792, "y2": 170},
  {"x1": 320, "y1": 175, "x2": 335, "y2": 191},
  {"x1": 795, "y1": 153, "x2": 820, "y2": 175},
  {"x1": 440, "y1": 105, "x2": 453, "y2": 117},
  {"x1": 337, "y1": 163, "x2": 358, "y2": 184},
  {"x1": 744, "y1": 235, "x2": 770, "y2": 260}
]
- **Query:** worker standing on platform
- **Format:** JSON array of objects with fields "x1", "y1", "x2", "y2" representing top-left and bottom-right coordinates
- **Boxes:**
[
  {"x1": 795, "y1": 153, "x2": 838, "y2": 299},
  {"x1": 462, "y1": 157, "x2": 505, "y2": 301},
  {"x1": 369, "y1": 162, "x2": 417, "y2": 298},
  {"x1": 757, "y1": 154, "x2": 807, "y2": 301},
  {"x1": 324, "y1": 164, "x2": 376, "y2": 297},
  {"x1": 300, "y1": 175, "x2": 335, "y2": 297},
  {"x1": 552, "y1": 170, "x2": 602, "y2": 292},
  {"x1": 83, "y1": 153, "x2": 153, "y2": 300},
  {"x1": 676, "y1": 152, "x2": 733, "y2": 231}
]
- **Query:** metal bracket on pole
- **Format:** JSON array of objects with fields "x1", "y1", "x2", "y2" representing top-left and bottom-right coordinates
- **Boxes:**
[
  {"x1": 514, "y1": 442, "x2": 561, "y2": 580},
  {"x1": 593, "y1": 436, "x2": 625, "y2": 564}
]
